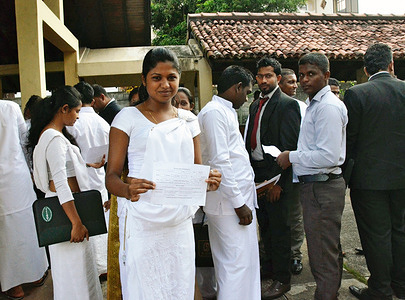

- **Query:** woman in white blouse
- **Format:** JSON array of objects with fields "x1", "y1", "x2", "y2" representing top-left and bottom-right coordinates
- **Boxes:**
[
  {"x1": 29, "y1": 86, "x2": 103, "y2": 300},
  {"x1": 106, "y1": 47, "x2": 221, "y2": 299}
]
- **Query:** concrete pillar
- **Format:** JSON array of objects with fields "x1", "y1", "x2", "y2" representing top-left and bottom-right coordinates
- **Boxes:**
[
  {"x1": 43, "y1": 0, "x2": 64, "y2": 21},
  {"x1": 196, "y1": 58, "x2": 213, "y2": 109},
  {"x1": 15, "y1": 0, "x2": 47, "y2": 109},
  {"x1": 64, "y1": 52, "x2": 79, "y2": 86}
]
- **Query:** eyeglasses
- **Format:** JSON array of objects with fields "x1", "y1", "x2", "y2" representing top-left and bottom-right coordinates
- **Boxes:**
[{"x1": 331, "y1": 91, "x2": 340, "y2": 95}]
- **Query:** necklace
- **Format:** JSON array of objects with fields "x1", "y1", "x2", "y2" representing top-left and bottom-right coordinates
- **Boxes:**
[
  {"x1": 145, "y1": 104, "x2": 178, "y2": 124},
  {"x1": 147, "y1": 110, "x2": 158, "y2": 124}
]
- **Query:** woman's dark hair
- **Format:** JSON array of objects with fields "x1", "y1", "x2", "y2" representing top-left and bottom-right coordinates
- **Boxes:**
[
  {"x1": 28, "y1": 86, "x2": 82, "y2": 148},
  {"x1": 175, "y1": 87, "x2": 195, "y2": 112},
  {"x1": 128, "y1": 86, "x2": 139, "y2": 102},
  {"x1": 24, "y1": 95, "x2": 42, "y2": 120},
  {"x1": 136, "y1": 47, "x2": 181, "y2": 105}
]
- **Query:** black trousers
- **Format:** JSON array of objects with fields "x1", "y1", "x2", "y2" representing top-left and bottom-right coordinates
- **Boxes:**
[
  {"x1": 256, "y1": 182, "x2": 297, "y2": 284},
  {"x1": 351, "y1": 188, "x2": 405, "y2": 299}
]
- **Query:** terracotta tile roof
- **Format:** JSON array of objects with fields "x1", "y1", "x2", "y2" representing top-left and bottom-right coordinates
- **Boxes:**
[{"x1": 188, "y1": 12, "x2": 405, "y2": 60}]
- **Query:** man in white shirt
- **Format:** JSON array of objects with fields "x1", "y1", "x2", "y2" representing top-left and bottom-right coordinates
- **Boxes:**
[
  {"x1": 277, "y1": 53, "x2": 348, "y2": 300},
  {"x1": 0, "y1": 100, "x2": 48, "y2": 299},
  {"x1": 67, "y1": 81, "x2": 110, "y2": 276},
  {"x1": 198, "y1": 65, "x2": 260, "y2": 300}
]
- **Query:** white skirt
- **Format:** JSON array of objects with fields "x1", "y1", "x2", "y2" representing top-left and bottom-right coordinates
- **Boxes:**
[
  {"x1": 120, "y1": 214, "x2": 195, "y2": 300},
  {"x1": 49, "y1": 239, "x2": 103, "y2": 300},
  {"x1": 46, "y1": 190, "x2": 103, "y2": 300},
  {"x1": 0, "y1": 206, "x2": 48, "y2": 291}
]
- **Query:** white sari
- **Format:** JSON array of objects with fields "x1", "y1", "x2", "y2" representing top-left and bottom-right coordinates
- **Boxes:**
[{"x1": 118, "y1": 115, "x2": 198, "y2": 300}]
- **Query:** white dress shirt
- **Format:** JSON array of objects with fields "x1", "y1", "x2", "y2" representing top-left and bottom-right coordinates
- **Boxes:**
[
  {"x1": 250, "y1": 86, "x2": 279, "y2": 161},
  {"x1": 199, "y1": 95, "x2": 257, "y2": 215},
  {"x1": 289, "y1": 85, "x2": 348, "y2": 177},
  {"x1": 67, "y1": 107, "x2": 110, "y2": 202}
]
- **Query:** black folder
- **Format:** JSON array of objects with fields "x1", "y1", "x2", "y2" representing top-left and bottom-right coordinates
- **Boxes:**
[{"x1": 32, "y1": 190, "x2": 107, "y2": 247}]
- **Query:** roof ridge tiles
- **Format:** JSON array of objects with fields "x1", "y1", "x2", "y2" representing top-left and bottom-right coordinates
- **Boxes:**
[{"x1": 188, "y1": 12, "x2": 405, "y2": 20}]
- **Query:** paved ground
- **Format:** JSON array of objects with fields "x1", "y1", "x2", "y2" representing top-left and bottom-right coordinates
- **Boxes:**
[{"x1": 1, "y1": 189, "x2": 399, "y2": 299}]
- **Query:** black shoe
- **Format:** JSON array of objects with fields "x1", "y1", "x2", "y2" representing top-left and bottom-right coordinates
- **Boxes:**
[
  {"x1": 291, "y1": 259, "x2": 303, "y2": 275},
  {"x1": 262, "y1": 280, "x2": 291, "y2": 300},
  {"x1": 349, "y1": 286, "x2": 392, "y2": 300},
  {"x1": 349, "y1": 286, "x2": 369, "y2": 300}
]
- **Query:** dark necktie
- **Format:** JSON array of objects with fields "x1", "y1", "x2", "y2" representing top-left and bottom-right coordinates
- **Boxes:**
[{"x1": 250, "y1": 97, "x2": 269, "y2": 150}]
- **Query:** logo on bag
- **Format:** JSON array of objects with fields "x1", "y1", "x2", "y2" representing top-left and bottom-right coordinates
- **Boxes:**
[{"x1": 42, "y1": 206, "x2": 52, "y2": 222}]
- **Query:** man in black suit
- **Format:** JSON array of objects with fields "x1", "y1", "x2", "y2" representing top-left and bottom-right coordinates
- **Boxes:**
[
  {"x1": 92, "y1": 84, "x2": 121, "y2": 125},
  {"x1": 245, "y1": 56, "x2": 301, "y2": 299},
  {"x1": 345, "y1": 43, "x2": 405, "y2": 300}
]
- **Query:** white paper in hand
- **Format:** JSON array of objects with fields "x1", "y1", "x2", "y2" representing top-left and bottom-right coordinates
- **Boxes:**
[{"x1": 262, "y1": 145, "x2": 281, "y2": 157}]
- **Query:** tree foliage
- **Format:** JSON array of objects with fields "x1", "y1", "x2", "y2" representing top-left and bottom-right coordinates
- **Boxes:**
[{"x1": 151, "y1": 0, "x2": 307, "y2": 45}]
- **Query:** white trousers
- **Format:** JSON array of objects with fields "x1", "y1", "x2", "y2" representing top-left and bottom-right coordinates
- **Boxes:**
[{"x1": 206, "y1": 211, "x2": 261, "y2": 300}]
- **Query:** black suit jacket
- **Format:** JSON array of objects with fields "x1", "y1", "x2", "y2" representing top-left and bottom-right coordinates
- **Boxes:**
[
  {"x1": 245, "y1": 88, "x2": 301, "y2": 189},
  {"x1": 99, "y1": 100, "x2": 121, "y2": 125},
  {"x1": 344, "y1": 72, "x2": 405, "y2": 190}
]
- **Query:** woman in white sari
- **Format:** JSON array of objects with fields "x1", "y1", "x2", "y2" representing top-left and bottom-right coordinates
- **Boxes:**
[
  {"x1": 106, "y1": 47, "x2": 221, "y2": 300},
  {"x1": 29, "y1": 86, "x2": 103, "y2": 300}
]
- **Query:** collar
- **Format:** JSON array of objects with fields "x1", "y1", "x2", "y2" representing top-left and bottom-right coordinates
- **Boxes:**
[
  {"x1": 368, "y1": 71, "x2": 390, "y2": 81},
  {"x1": 212, "y1": 95, "x2": 235, "y2": 111},
  {"x1": 80, "y1": 106, "x2": 95, "y2": 113},
  {"x1": 306, "y1": 85, "x2": 331, "y2": 105},
  {"x1": 104, "y1": 98, "x2": 116, "y2": 108},
  {"x1": 260, "y1": 86, "x2": 279, "y2": 100}
]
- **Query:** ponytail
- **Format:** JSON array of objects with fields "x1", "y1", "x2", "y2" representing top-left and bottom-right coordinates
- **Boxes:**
[
  {"x1": 28, "y1": 86, "x2": 82, "y2": 148},
  {"x1": 28, "y1": 96, "x2": 57, "y2": 148}
]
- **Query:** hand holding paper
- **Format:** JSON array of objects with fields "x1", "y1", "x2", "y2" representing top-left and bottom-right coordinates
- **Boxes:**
[{"x1": 255, "y1": 174, "x2": 281, "y2": 194}]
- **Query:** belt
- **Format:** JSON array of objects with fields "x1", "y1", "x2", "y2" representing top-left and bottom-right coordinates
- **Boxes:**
[{"x1": 298, "y1": 173, "x2": 342, "y2": 183}]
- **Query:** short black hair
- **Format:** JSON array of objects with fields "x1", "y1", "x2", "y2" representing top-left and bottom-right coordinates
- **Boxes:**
[
  {"x1": 256, "y1": 56, "x2": 282, "y2": 75},
  {"x1": 92, "y1": 84, "x2": 108, "y2": 98},
  {"x1": 280, "y1": 68, "x2": 296, "y2": 83},
  {"x1": 328, "y1": 78, "x2": 340, "y2": 87},
  {"x1": 364, "y1": 43, "x2": 393, "y2": 75},
  {"x1": 217, "y1": 65, "x2": 254, "y2": 94},
  {"x1": 299, "y1": 53, "x2": 330, "y2": 74},
  {"x1": 74, "y1": 81, "x2": 94, "y2": 104},
  {"x1": 281, "y1": 68, "x2": 295, "y2": 77}
]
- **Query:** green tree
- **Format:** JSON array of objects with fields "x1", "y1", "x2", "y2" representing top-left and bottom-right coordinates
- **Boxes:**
[{"x1": 151, "y1": 0, "x2": 307, "y2": 45}]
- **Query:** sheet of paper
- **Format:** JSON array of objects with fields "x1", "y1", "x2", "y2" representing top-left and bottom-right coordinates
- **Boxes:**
[
  {"x1": 262, "y1": 145, "x2": 281, "y2": 157},
  {"x1": 255, "y1": 174, "x2": 281, "y2": 190},
  {"x1": 149, "y1": 162, "x2": 210, "y2": 206},
  {"x1": 82, "y1": 144, "x2": 108, "y2": 164}
]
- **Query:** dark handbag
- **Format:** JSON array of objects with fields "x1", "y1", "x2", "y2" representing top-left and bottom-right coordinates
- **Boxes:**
[
  {"x1": 32, "y1": 190, "x2": 107, "y2": 247},
  {"x1": 193, "y1": 213, "x2": 214, "y2": 267}
]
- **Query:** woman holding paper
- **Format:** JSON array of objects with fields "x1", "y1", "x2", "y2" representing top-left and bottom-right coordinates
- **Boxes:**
[
  {"x1": 106, "y1": 47, "x2": 220, "y2": 299},
  {"x1": 29, "y1": 86, "x2": 103, "y2": 300}
]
